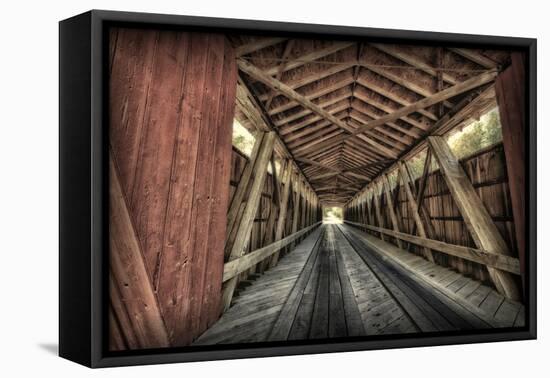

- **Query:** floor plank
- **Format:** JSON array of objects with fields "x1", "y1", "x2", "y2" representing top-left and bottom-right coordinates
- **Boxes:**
[{"x1": 194, "y1": 224, "x2": 525, "y2": 345}]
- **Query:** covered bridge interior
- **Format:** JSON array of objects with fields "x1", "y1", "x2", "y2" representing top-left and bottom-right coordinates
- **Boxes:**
[{"x1": 108, "y1": 28, "x2": 527, "y2": 351}]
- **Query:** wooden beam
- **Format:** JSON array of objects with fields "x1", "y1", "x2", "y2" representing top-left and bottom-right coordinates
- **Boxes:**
[
  {"x1": 269, "y1": 162, "x2": 294, "y2": 267},
  {"x1": 371, "y1": 43, "x2": 458, "y2": 84},
  {"x1": 348, "y1": 110, "x2": 416, "y2": 144},
  {"x1": 372, "y1": 188, "x2": 386, "y2": 241},
  {"x1": 353, "y1": 90, "x2": 431, "y2": 131},
  {"x1": 356, "y1": 76, "x2": 438, "y2": 121},
  {"x1": 295, "y1": 73, "x2": 495, "y2": 160},
  {"x1": 345, "y1": 83, "x2": 496, "y2": 204},
  {"x1": 344, "y1": 159, "x2": 394, "y2": 173},
  {"x1": 222, "y1": 132, "x2": 276, "y2": 310},
  {"x1": 398, "y1": 161, "x2": 435, "y2": 262},
  {"x1": 269, "y1": 76, "x2": 355, "y2": 116},
  {"x1": 417, "y1": 148, "x2": 432, "y2": 208},
  {"x1": 223, "y1": 222, "x2": 322, "y2": 282},
  {"x1": 235, "y1": 37, "x2": 286, "y2": 57},
  {"x1": 428, "y1": 136, "x2": 521, "y2": 301},
  {"x1": 259, "y1": 63, "x2": 355, "y2": 102},
  {"x1": 409, "y1": 151, "x2": 437, "y2": 238},
  {"x1": 235, "y1": 77, "x2": 317, "y2": 196},
  {"x1": 261, "y1": 42, "x2": 354, "y2": 77},
  {"x1": 276, "y1": 91, "x2": 352, "y2": 126},
  {"x1": 281, "y1": 105, "x2": 349, "y2": 136},
  {"x1": 350, "y1": 71, "x2": 498, "y2": 136},
  {"x1": 265, "y1": 40, "x2": 296, "y2": 109},
  {"x1": 238, "y1": 59, "x2": 398, "y2": 159},
  {"x1": 448, "y1": 48, "x2": 498, "y2": 69},
  {"x1": 343, "y1": 171, "x2": 371, "y2": 182},
  {"x1": 296, "y1": 157, "x2": 341, "y2": 173},
  {"x1": 382, "y1": 175, "x2": 403, "y2": 248},
  {"x1": 109, "y1": 154, "x2": 170, "y2": 349},
  {"x1": 239, "y1": 59, "x2": 354, "y2": 134},
  {"x1": 361, "y1": 63, "x2": 452, "y2": 108},
  {"x1": 290, "y1": 173, "x2": 302, "y2": 246},
  {"x1": 225, "y1": 132, "x2": 265, "y2": 244},
  {"x1": 345, "y1": 222, "x2": 520, "y2": 275}
]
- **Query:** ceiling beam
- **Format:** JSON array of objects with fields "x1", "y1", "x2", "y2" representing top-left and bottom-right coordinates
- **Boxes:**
[
  {"x1": 346, "y1": 85, "x2": 495, "y2": 206},
  {"x1": 349, "y1": 70, "x2": 498, "y2": 136},
  {"x1": 260, "y1": 42, "x2": 354, "y2": 77},
  {"x1": 447, "y1": 48, "x2": 498, "y2": 69},
  {"x1": 356, "y1": 76, "x2": 438, "y2": 121},
  {"x1": 264, "y1": 40, "x2": 296, "y2": 109},
  {"x1": 370, "y1": 43, "x2": 458, "y2": 85},
  {"x1": 274, "y1": 91, "x2": 352, "y2": 126},
  {"x1": 269, "y1": 76, "x2": 355, "y2": 116},
  {"x1": 360, "y1": 63, "x2": 454, "y2": 108},
  {"x1": 259, "y1": 63, "x2": 355, "y2": 102},
  {"x1": 235, "y1": 38, "x2": 287, "y2": 57},
  {"x1": 353, "y1": 88, "x2": 430, "y2": 130},
  {"x1": 238, "y1": 59, "x2": 398, "y2": 159},
  {"x1": 295, "y1": 157, "x2": 341, "y2": 173},
  {"x1": 235, "y1": 77, "x2": 317, "y2": 195},
  {"x1": 239, "y1": 58, "x2": 355, "y2": 133}
]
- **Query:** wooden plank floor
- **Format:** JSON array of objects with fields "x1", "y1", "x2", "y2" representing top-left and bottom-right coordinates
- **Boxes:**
[{"x1": 193, "y1": 224, "x2": 525, "y2": 345}]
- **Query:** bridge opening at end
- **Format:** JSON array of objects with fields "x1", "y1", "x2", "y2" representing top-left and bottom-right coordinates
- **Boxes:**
[{"x1": 323, "y1": 206, "x2": 343, "y2": 224}]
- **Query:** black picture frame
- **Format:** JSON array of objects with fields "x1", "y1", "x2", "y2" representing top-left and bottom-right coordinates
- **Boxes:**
[{"x1": 59, "y1": 9, "x2": 537, "y2": 368}]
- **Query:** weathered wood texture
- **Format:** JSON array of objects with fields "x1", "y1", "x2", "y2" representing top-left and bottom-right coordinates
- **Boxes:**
[
  {"x1": 223, "y1": 131, "x2": 277, "y2": 310},
  {"x1": 233, "y1": 36, "x2": 511, "y2": 205},
  {"x1": 341, "y1": 225, "x2": 524, "y2": 329},
  {"x1": 109, "y1": 155, "x2": 170, "y2": 351},
  {"x1": 428, "y1": 136, "x2": 520, "y2": 300},
  {"x1": 495, "y1": 52, "x2": 527, "y2": 290},
  {"x1": 194, "y1": 224, "x2": 523, "y2": 345},
  {"x1": 226, "y1": 147, "x2": 321, "y2": 303},
  {"x1": 109, "y1": 28, "x2": 237, "y2": 349},
  {"x1": 345, "y1": 143, "x2": 520, "y2": 290}
]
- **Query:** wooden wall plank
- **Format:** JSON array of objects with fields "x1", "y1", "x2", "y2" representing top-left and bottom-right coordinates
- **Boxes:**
[
  {"x1": 109, "y1": 29, "x2": 237, "y2": 348},
  {"x1": 222, "y1": 132, "x2": 276, "y2": 310},
  {"x1": 382, "y1": 175, "x2": 403, "y2": 248},
  {"x1": 398, "y1": 162, "x2": 435, "y2": 262}
]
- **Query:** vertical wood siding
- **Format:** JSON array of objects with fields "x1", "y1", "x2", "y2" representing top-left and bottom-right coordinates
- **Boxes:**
[{"x1": 109, "y1": 28, "x2": 237, "y2": 350}]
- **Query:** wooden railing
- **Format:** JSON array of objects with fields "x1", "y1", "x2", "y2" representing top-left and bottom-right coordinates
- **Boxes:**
[
  {"x1": 344, "y1": 221, "x2": 520, "y2": 275},
  {"x1": 223, "y1": 222, "x2": 322, "y2": 282}
]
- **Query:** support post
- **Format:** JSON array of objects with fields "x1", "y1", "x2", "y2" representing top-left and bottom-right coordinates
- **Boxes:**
[
  {"x1": 428, "y1": 136, "x2": 521, "y2": 300},
  {"x1": 290, "y1": 174, "x2": 301, "y2": 247},
  {"x1": 398, "y1": 161, "x2": 435, "y2": 262},
  {"x1": 222, "y1": 132, "x2": 276, "y2": 310},
  {"x1": 372, "y1": 185, "x2": 386, "y2": 241},
  {"x1": 225, "y1": 132, "x2": 265, "y2": 247},
  {"x1": 382, "y1": 174, "x2": 403, "y2": 249},
  {"x1": 269, "y1": 161, "x2": 293, "y2": 268}
]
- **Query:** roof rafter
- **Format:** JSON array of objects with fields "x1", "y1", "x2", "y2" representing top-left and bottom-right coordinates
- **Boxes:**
[
  {"x1": 238, "y1": 58, "x2": 399, "y2": 159},
  {"x1": 235, "y1": 37, "x2": 287, "y2": 57},
  {"x1": 350, "y1": 70, "x2": 498, "y2": 136}
]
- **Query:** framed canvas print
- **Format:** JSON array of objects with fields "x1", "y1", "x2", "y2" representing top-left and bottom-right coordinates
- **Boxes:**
[{"x1": 59, "y1": 10, "x2": 537, "y2": 368}]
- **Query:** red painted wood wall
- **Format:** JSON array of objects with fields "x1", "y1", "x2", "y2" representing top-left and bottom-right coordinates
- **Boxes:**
[
  {"x1": 108, "y1": 27, "x2": 237, "y2": 350},
  {"x1": 495, "y1": 52, "x2": 527, "y2": 293}
]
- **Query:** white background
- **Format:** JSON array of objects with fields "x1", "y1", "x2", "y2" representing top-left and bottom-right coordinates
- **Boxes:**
[{"x1": 0, "y1": 0, "x2": 547, "y2": 376}]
